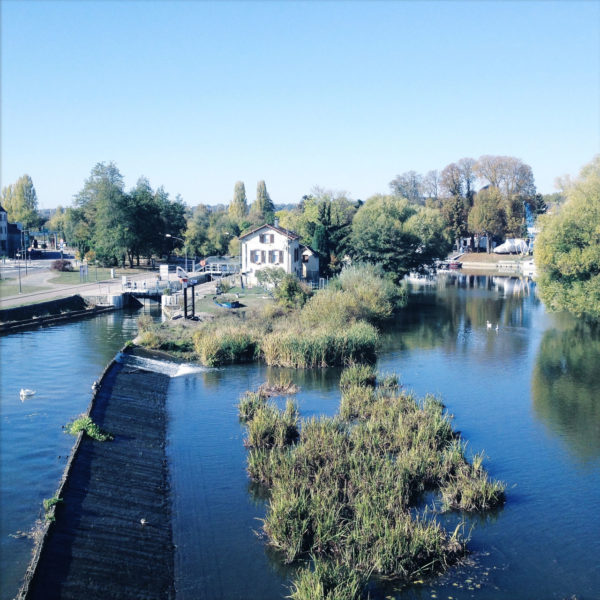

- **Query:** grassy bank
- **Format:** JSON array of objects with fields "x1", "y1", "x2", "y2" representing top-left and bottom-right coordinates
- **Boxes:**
[
  {"x1": 240, "y1": 366, "x2": 505, "y2": 598},
  {"x1": 138, "y1": 265, "x2": 406, "y2": 368}
]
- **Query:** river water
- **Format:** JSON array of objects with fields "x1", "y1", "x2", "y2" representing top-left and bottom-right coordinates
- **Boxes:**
[{"x1": 2, "y1": 277, "x2": 599, "y2": 599}]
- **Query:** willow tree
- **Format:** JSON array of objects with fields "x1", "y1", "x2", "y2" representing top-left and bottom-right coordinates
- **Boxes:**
[
  {"x1": 535, "y1": 156, "x2": 600, "y2": 320},
  {"x1": 250, "y1": 180, "x2": 275, "y2": 224},
  {"x1": 229, "y1": 181, "x2": 248, "y2": 220}
]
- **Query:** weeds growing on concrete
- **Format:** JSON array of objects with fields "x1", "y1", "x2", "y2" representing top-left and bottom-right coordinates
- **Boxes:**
[{"x1": 65, "y1": 415, "x2": 114, "y2": 441}]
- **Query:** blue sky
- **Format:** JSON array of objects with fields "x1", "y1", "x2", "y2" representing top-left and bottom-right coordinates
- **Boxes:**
[{"x1": 2, "y1": 1, "x2": 599, "y2": 209}]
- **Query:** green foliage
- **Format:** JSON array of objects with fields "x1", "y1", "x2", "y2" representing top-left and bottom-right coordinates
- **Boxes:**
[
  {"x1": 43, "y1": 496, "x2": 63, "y2": 522},
  {"x1": 351, "y1": 195, "x2": 449, "y2": 280},
  {"x1": 193, "y1": 325, "x2": 258, "y2": 366},
  {"x1": 535, "y1": 156, "x2": 600, "y2": 320},
  {"x1": 1, "y1": 174, "x2": 41, "y2": 228},
  {"x1": 250, "y1": 180, "x2": 275, "y2": 224},
  {"x1": 339, "y1": 364, "x2": 376, "y2": 390},
  {"x1": 261, "y1": 321, "x2": 378, "y2": 368},
  {"x1": 229, "y1": 181, "x2": 248, "y2": 220},
  {"x1": 65, "y1": 415, "x2": 113, "y2": 441},
  {"x1": 240, "y1": 380, "x2": 504, "y2": 595},
  {"x1": 274, "y1": 274, "x2": 310, "y2": 308},
  {"x1": 256, "y1": 266, "x2": 286, "y2": 290},
  {"x1": 468, "y1": 187, "x2": 505, "y2": 252}
]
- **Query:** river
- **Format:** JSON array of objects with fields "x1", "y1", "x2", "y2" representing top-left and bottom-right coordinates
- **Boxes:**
[{"x1": 1, "y1": 277, "x2": 599, "y2": 599}]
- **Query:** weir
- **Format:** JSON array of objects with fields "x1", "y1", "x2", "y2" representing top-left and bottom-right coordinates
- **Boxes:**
[{"x1": 17, "y1": 347, "x2": 175, "y2": 600}]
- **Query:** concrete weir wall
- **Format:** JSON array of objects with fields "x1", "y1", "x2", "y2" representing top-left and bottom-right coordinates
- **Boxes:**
[{"x1": 17, "y1": 347, "x2": 174, "y2": 600}]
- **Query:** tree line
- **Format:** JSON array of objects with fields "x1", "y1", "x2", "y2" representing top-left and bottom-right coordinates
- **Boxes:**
[{"x1": 2, "y1": 154, "x2": 557, "y2": 278}]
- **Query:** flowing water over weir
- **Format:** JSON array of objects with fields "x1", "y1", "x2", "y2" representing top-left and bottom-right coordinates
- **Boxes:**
[{"x1": 18, "y1": 347, "x2": 177, "y2": 600}]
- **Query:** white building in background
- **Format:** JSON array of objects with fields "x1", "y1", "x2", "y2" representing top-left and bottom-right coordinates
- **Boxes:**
[{"x1": 240, "y1": 223, "x2": 319, "y2": 286}]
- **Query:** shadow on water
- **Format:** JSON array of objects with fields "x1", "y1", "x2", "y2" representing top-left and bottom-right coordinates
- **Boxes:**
[{"x1": 532, "y1": 317, "x2": 600, "y2": 463}]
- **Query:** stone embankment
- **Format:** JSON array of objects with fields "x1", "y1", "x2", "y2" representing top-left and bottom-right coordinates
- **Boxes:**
[
  {"x1": 0, "y1": 294, "x2": 142, "y2": 334},
  {"x1": 16, "y1": 346, "x2": 174, "y2": 600}
]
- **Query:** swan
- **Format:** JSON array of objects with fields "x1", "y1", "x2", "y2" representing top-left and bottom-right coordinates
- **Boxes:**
[
  {"x1": 20, "y1": 389, "x2": 35, "y2": 397},
  {"x1": 486, "y1": 321, "x2": 492, "y2": 329}
]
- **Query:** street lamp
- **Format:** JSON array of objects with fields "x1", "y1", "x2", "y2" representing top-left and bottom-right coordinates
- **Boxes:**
[{"x1": 165, "y1": 234, "x2": 187, "y2": 272}]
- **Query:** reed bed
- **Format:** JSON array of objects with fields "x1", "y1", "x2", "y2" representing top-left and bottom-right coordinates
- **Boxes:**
[
  {"x1": 137, "y1": 265, "x2": 402, "y2": 369},
  {"x1": 239, "y1": 368, "x2": 505, "y2": 598}
]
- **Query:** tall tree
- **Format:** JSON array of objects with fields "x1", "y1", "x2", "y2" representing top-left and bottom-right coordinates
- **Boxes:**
[
  {"x1": 229, "y1": 181, "x2": 248, "y2": 220},
  {"x1": 250, "y1": 180, "x2": 275, "y2": 224},
  {"x1": 468, "y1": 187, "x2": 505, "y2": 253},
  {"x1": 535, "y1": 156, "x2": 600, "y2": 320},
  {"x1": 441, "y1": 195, "x2": 469, "y2": 252},
  {"x1": 423, "y1": 170, "x2": 440, "y2": 202},
  {"x1": 1, "y1": 174, "x2": 40, "y2": 228},
  {"x1": 475, "y1": 155, "x2": 536, "y2": 200},
  {"x1": 389, "y1": 171, "x2": 423, "y2": 204},
  {"x1": 458, "y1": 158, "x2": 477, "y2": 204},
  {"x1": 351, "y1": 195, "x2": 448, "y2": 280},
  {"x1": 439, "y1": 163, "x2": 463, "y2": 198}
]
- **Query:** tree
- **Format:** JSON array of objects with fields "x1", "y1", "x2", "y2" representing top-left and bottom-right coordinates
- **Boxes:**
[
  {"x1": 475, "y1": 155, "x2": 536, "y2": 200},
  {"x1": 422, "y1": 170, "x2": 440, "y2": 203},
  {"x1": 535, "y1": 156, "x2": 600, "y2": 320},
  {"x1": 389, "y1": 171, "x2": 423, "y2": 204},
  {"x1": 250, "y1": 180, "x2": 275, "y2": 224},
  {"x1": 1, "y1": 174, "x2": 41, "y2": 228},
  {"x1": 440, "y1": 163, "x2": 463, "y2": 198},
  {"x1": 351, "y1": 195, "x2": 447, "y2": 280},
  {"x1": 441, "y1": 195, "x2": 469, "y2": 251},
  {"x1": 229, "y1": 181, "x2": 248, "y2": 220},
  {"x1": 468, "y1": 187, "x2": 505, "y2": 253}
]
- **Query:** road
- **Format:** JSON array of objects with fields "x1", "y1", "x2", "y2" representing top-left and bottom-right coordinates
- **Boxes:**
[{"x1": 0, "y1": 256, "x2": 218, "y2": 310}]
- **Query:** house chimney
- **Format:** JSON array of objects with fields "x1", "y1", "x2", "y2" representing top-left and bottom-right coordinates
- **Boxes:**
[{"x1": 274, "y1": 217, "x2": 279, "y2": 227}]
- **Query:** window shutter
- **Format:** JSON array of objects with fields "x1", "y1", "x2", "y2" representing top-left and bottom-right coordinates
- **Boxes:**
[
  {"x1": 270, "y1": 234, "x2": 274, "y2": 243},
  {"x1": 261, "y1": 250, "x2": 266, "y2": 263}
]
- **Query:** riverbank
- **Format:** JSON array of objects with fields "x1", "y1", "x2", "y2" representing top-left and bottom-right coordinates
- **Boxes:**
[
  {"x1": 17, "y1": 346, "x2": 174, "y2": 600},
  {"x1": 0, "y1": 294, "x2": 145, "y2": 334}
]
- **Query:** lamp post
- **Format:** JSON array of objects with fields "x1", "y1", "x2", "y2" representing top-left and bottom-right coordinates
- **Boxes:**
[{"x1": 165, "y1": 234, "x2": 187, "y2": 272}]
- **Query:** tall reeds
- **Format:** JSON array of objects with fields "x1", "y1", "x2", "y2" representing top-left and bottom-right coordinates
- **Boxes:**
[{"x1": 239, "y1": 367, "x2": 506, "y2": 597}]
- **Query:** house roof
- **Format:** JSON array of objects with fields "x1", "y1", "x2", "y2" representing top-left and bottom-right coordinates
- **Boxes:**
[
  {"x1": 0, "y1": 204, "x2": 6, "y2": 214},
  {"x1": 239, "y1": 223, "x2": 300, "y2": 241},
  {"x1": 301, "y1": 245, "x2": 317, "y2": 255}
]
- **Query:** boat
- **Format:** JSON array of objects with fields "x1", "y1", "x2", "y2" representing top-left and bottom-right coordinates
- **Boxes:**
[
  {"x1": 448, "y1": 261, "x2": 462, "y2": 270},
  {"x1": 213, "y1": 296, "x2": 241, "y2": 309}
]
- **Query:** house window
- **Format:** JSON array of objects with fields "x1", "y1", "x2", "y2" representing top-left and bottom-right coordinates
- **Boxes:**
[
  {"x1": 259, "y1": 233, "x2": 274, "y2": 244},
  {"x1": 302, "y1": 254, "x2": 309, "y2": 263},
  {"x1": 294, "y1": 247, "x2": 299, "y2": 262}
]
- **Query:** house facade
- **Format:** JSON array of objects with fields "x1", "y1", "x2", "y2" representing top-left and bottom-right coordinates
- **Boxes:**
[{"x1": 240, "y1": 224, "x2": 303, "y2": 286}]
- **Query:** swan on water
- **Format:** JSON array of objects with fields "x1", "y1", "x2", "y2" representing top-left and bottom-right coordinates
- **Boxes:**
[
  {"x1": 140, "y1": 518, "x2": 147, "y2": 526},
  {"x1": 486, "y1": 321, "x2": 492, "y2": 329},
  {"x1": 20, "y1": 389, "x2": 35, "y2": 397}
]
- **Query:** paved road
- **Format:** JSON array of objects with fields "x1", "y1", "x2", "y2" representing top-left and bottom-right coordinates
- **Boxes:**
[{"x1": 1, "y1": 261, "x2": 217, "y2": 310}]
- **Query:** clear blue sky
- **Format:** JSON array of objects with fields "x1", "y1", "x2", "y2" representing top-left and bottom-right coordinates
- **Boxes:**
[{"x1": 2, "y1": 0, "x2": 599, "y2": 209}]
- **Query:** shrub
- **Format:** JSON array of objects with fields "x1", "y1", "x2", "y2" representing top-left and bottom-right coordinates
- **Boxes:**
[
  {"x1": 138, "y1": 330, "x2": 161, "y2": 349},
  {"x1": 43, "y1": 496, "x2": 63, "y2": 522},
  {"x1": 275, "y1": 274, "x2": 311, "y2": 308},
  {"x1": 51, "y1": 259, "x2": 74, "y2": 272}
]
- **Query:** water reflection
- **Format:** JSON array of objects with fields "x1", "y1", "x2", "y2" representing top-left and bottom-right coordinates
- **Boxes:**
[
  {"x1": 532, "y1": 319, "x2": 600, "y2": 462},
  {"x1": 388, "y1": 275, "x2": 537, "y2": 360}
]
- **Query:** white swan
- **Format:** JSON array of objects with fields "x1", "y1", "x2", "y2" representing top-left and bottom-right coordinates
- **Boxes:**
[
  {"x1": 486, "y1": 321, "x2": 492, "y2": 329},
  {"x1": 19, "y1": 389, "x2": 35, "y2": 401}
]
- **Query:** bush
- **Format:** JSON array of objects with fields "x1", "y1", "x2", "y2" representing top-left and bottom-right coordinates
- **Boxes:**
[
  {"x1": 275, "y1": 274, "x2": 311, "y2": 308},
  {"x1": 51, "y1": 259, "x2": 74, "y2": 272},
  {"x1": 65, "y1": 415, "x2": 113, "y2": 441}
]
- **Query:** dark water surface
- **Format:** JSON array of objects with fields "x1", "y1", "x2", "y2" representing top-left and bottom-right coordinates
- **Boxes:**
[
  {"x1": 167, "y1": 275, "x2": 600, "y2": 600},
  {"x1": 3, "y1": 276, "x2": 600, "y2": 599},
  {"x1": 0, "y1": 304, "x2": 161, "y2": 600}
]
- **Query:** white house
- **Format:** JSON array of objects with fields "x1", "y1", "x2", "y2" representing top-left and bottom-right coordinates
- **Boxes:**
[{"x1": 240, "y1": 224, "x2": 304, "y2": 286}]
